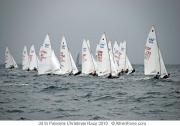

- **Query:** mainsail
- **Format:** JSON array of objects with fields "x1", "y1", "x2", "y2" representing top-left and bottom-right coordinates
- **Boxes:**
[
  {"x1": 69, "y1": 51, "x2": 79, "y2": 74},
  {"x1": 113, "y1": 41, "x2": 120, "y2": 70},
  {"x1": 119, "y1": 41, "x2": 127, "y2": 71},
  {"x1": 59, "y1": 36, "x2": 72, "y2": 74},
  {"x1": 59, "y1": 36, "x2": 79, "y2": 75},
  {"x1": 108, "y1": 41, "x2": 119, "y2": 77},
  {"x1": 144, "y1": 26, "x2": 168, "y2": 78},
  {"x1": 38, "y1": 34, "x2": 61, "y2": 75},
  {"x1": 96, "y1": 33, "x2": 111, "y2": 76},
  {"x1": 82, "y1": 40, "x2": 96, "y2": 75},
  {"x1": 22, "y1": 46, "x2": 29, "y2": 70},
  {"x1": 126, "y1": 55, "x2": 133, "y2": 74},
  {"x1": 29, "y1": 45, "x2": 38, "y2": 70},
  {"x1": 5, "y1": 47, "x2": 18, "y2": 69}
]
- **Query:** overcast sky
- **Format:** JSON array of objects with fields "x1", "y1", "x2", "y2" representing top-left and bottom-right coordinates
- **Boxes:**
[{"x1": 0, "y1": 0, "x2": 180, "y2": 64}]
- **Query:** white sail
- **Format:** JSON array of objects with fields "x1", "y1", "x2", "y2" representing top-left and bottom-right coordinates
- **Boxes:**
[
  {"x1": 69, "y1": 51, "x2": 79, "y2": 74},
  {"x1": 82, "y1": 40, "x2": 96, "y2": 74},
  {"x1": 38, "y1": 34, "x2": 53, "y2": 75},
  {"x1": 96, "y1": 33, "x2": 111, "y2": 76},
  {"x1": 119, "y1": 41, "x2": 127, "y2": 71},
  {"x1": 159, "y1": 49, "x2": 168, "y2": 78},
  {"x1": 87, "y1": 40, "x2": 97, "y2": 70},
  {"x1": 126, "y1": 55, "x2": 133, "y2": 73},
  {"x1": 22, "y1": 46, "x2": 29, "y2": 70},
  {"x1": 108, "y1": 41, "x2": 119, "y2": 77},
  {"x1": 29, "y1": 45, "x2": 38, "y2": 70},
  {"x1": 113, "y1": 41, "x2": 120, "y2": 69},
  {"x1": 59, "y1": 36, "x2": 72, "y2": 74},
  {"x1": 51, "y1": 50, "x2": 61, "y2": 74},
  {"x1": 144, "y1": 26, "x2": 168, "y2": 78},
  {"x1": 5, "y1": 47, "x2": 18, "y2": 69}
]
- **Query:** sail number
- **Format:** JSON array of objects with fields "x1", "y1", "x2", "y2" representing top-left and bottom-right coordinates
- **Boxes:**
[
  {"x1": 97, "y1": 51, "x2": 103, "y2": 62},
  {"x1": 145, "y1": 46, "x2": 151, "y2": 60}
]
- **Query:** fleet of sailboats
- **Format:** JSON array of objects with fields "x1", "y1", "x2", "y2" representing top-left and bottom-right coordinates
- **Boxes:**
[{"x1": 4, "y1": 25, "x2": 169, "y2": 79}]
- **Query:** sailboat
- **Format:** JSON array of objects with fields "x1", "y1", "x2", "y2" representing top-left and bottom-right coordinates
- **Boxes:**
[
  {"x1": 5, "y1": 47, "x2": 18, "y2": 69},
  {"x1": 59, "y1": 36, "x2": 79, "y2": 75},
  {"x1": 119, "y1": 41, "x2": 127, "y2": 73},
  {"x1": 119, "y1": 41, "x2": 134, "y2": 74},
  {"x1": 82, "y1": 39, "x2": 96, "y2": 75},
  {"x1": 108, "y1": 41, "x2": 119, "y2": 77},
  {"x1": 38, "y1": 34, "x2": 61, "y2": 75},
  {"x1": 144, "y1": 26, "x2": 169, "y2": 79},
  {"x1": 96, "y1": 33, "x2": 111, "y2": 77},
  {"x1": 29, "y1": 45, "x2": 38, "y2": 71},
  {"x1": 113, "y1": 41, "x2": 121, "y2": 73},
  {"x1": 22, "y1": 46, "x2": 30, "y2": 71}
]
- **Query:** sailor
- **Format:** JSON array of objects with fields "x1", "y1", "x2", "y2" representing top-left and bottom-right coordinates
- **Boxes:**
[
  {"x1": 90, "y1": 71, "x2": 97, "y2": 76},
  {"x1": 163, "y1": 73, "x2": 170, "y2": 79},
  {"x1": 131, "y1": 68, "x2": 135, "y2": 73},
  {"x1": 34, "y1": 67, "x2": 37, "y2": 71},
  {"x1": 120, "y1": 69, "x2": 124, "y2": 74},
  {"x1": 10, "y1": 65, "x2": 15, "y2": 69},
  {"x1": 125, "y1": 69, "x2": 129, "y2": 73},
  {"x1": 154, "y1": 72, "x2": 160, "y2": 79}
]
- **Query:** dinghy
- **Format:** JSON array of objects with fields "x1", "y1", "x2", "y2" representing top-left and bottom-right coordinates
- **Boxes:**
[
  {"x1": 108, "y1": 41, "x2": 119, "y2": 77},
  {"x1": 29, "y1": 45, "x2": 38, "y2": 71},
  {"x1": 38, "y1": 34, "x2": 61, "y2": 75},
  {"x1": 69, "y1": 51, "x2": 80, "y2": 75},
  {"x1": 96, "y1": 33, "x2": 111, "y2": 77},
  {"x1": 82, "y1": 39, "x2": 96, "y2": 75},
  {"x1": 5, "y1": 47, "x2": 18, "y2": 69},
  {"x1": 119, "y1": 41, "x2": 127, "y2": 73},
  {"x1": 22, "y1": 46, "x2": 30, "y2": 71},
  {"x1": 59, "y1": 36, "x2": 79, "y2": 75},
  {"x1": 144, "y1": 26, "x2": 169, "y2": 79},
  {"x1": 119, "y1": 41, "x2": 134, "y2": 74}
]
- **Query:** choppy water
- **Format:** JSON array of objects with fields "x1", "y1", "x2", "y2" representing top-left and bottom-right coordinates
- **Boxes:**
[{"x1": 0, "y1": 64, "x2": 180, "y2": 120}]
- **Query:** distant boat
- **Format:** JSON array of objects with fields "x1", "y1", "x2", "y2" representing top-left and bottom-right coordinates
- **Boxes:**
[
  {"x1": 59, "y1": 36, "x2": 79, "y2": 75},
  {"x1": 29, "y1": 45, "x2": 38, "y2": 71},
  {"x1": 113, "y1": 41, "x2": 120, "y2": 72},
  {"x1": 96, "y1": 33, "x2": 111, "y2": 77},
  {"x1": 108, "y1": 41, "x2": 119, "y2": 77},
  {"x1": 119, "y1": 41, "x2": 127, "y2": 72},
  {"x1": 38, "y1": 34, "x2": 61, "y2": 75},
  {"x1": 82, "y1": 39, "x2": 96, "y2": 75},
  {"x1": 5, "y1": 47, "x2": 18, "y2": 69},
  {"x1": 144, "y1": 26, "x2": 169, "y2": 79},
  {"x1": 119, "y1": 41, "x2": 134, "y2": 74},
  {"x1": 22, "y1": 46, "x2": 30, "y2": 71}
]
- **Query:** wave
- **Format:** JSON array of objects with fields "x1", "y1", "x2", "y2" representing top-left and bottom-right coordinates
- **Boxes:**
[
  {"x1": 41, "y1": 86, "x2": 69, "y2": 93},
  {"x1": 94, "y1": 95, "x2": 116, "y2": 101},
  {"x1": 6, "y1": 109, "x2": 24, "y2": 113}
]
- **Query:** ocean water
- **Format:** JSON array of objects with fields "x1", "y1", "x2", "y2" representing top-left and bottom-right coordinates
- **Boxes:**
[{"x1": 0, "y1": 64, "x2": 180, "y2": 120}]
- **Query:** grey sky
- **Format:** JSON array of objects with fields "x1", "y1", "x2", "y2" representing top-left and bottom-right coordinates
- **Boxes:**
[{"x1": 0, "y1": 0, "x2": 180, "y2": 64}]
